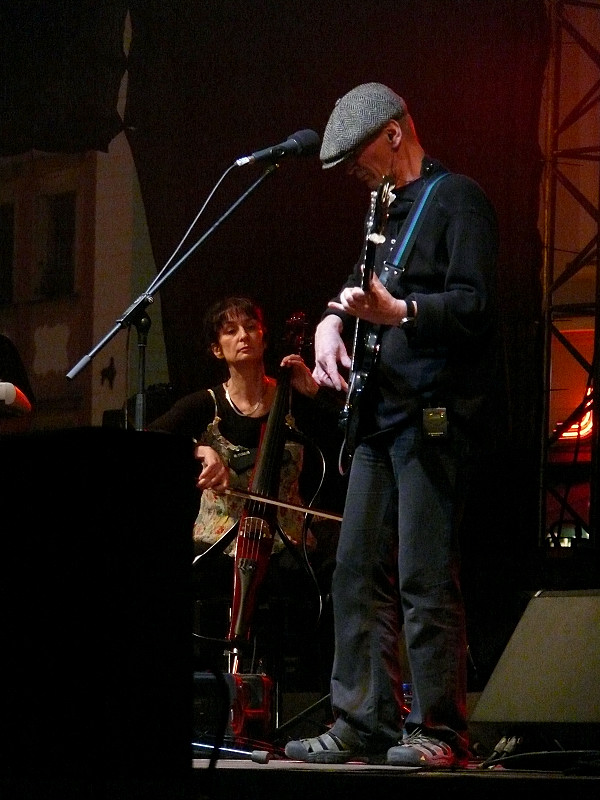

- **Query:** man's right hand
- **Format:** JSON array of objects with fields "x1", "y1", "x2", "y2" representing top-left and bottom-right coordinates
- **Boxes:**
[{"x1": 312, "y1": 314, "x2": 350, "y2": 392}]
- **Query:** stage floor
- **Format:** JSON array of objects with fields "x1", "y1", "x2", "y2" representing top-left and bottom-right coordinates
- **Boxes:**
[
  {"x1": 2, "y1": 752, "x2": 598, "y2": 800},
  {"x1": 188, "y1": 753, "x2": 600, "y2": 800},
  {"x1": 188, "y1": 752, "x2": 600, "y2": 800}
]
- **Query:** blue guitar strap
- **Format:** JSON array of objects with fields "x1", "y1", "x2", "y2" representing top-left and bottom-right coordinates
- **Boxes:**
[
  {"x1": 379, "y1": 170, "x2": 450, "y2": 291},
  {"x1": 338, "y1": 170, "x2": 450, "y2": 472}
]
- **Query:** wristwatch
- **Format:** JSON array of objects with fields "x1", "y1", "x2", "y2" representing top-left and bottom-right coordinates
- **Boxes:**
[{"x1": 400, "y1": 299, "x2": 416, "y2": 329}]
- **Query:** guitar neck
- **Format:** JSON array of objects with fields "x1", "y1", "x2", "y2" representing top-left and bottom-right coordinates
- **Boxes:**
[
  {"x1": 361, "y1": 238, "x2": 378, "y2": 291},
  {"x1": 340, "y1": 176, "x2": 395, "y2": 464},
  {"x1": 359, "y1": 189, "x2": 379, "y2": 291}
]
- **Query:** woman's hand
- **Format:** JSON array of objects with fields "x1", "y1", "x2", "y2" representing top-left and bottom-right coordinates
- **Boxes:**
[
  {"x1": 194, "y1": 444, "x2": 229, "y2": 493},
  {"x1": 280, "y1": 353, "x2": 319, "y2": 397}
]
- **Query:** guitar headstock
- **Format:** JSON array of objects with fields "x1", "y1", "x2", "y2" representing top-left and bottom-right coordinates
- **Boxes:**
[
  {"x1": 368, "y1": 175, "x2": 395, "y2": 245},
  {"x1": 361, "y1": 175, "x2": 395, "y2": 290}
]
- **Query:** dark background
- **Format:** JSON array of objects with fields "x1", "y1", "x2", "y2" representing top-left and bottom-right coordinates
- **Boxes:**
[{"x1": 0, "y1": 0, "x2": 552, "y2": 678}]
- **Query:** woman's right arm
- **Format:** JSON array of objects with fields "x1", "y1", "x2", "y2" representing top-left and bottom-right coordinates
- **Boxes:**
[{"x1": 194, "y1": 444, "x2": 229, "y2": 492}]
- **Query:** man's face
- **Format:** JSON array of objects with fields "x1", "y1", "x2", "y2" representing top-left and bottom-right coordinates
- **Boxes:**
[{"x1": 345, "y1": 128, "x2": 392, "y2": 190}]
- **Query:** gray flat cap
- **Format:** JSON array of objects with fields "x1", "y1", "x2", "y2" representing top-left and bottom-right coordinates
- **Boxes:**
[{"x1": 320, "y1": 82, "x2": 407, "y2": 169}]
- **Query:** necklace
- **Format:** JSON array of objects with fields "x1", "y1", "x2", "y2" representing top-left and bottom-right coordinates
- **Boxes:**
[{"x1": 223, "y1": 379, "x2": 267, "y2": 417}]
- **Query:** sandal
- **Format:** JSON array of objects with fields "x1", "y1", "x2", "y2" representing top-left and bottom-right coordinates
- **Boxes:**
[{"x1": 284, "y1": 731, "x2": 368, "y2": 764}]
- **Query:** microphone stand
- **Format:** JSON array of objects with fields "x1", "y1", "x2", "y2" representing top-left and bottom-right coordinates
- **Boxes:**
[{"x1": 65, "y1": 163, "x2": 279, "y2": 430}]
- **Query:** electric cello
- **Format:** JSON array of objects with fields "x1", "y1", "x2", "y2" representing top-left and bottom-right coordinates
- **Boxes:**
[{"x1": 226, "y1": 312, "x2": 311, "y2": 673}]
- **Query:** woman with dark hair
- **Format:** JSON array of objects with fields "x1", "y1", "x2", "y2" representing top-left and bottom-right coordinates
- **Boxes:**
[
  {"x1": 149, "y1": 296, "x2": 342, "y2": 672},
  {"x1": 150, "y1": 296, "x2": 332, "y2": 552}
]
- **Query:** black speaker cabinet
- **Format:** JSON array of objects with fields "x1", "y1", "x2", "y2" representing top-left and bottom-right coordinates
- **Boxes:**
[
  {"x1": 469, "y1": 589, "x2": 600, "y2": 751},
  {"x1": 0, "y1": 427, "x2": 198, "y2": 782}
]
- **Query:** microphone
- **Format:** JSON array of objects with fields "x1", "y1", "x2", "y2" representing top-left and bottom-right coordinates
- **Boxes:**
[{"x1": 235, "y1": 129, "x2": 320, "y2": 167}]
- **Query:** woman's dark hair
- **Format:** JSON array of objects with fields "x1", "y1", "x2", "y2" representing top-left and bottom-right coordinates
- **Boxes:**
[{"x1": 202, "y1": 296, "x2": 266, "y2": 353}]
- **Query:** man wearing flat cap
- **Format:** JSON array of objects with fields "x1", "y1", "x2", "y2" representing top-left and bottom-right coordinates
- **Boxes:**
[{"x1": 285, "y1": 83, "x2": 499, "y2": 769}]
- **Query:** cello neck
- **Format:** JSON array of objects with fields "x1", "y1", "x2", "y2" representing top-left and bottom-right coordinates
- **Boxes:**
[{"x1": 249, "y1": 367, "x2": 291, "y2": 501}]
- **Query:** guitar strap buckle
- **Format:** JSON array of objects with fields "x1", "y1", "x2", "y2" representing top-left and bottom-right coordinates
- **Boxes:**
[
  {"x1": 380, "y1": 263, "x2": 401, "y2": 289},
  {"x1": 423, "y1": 407, "x2": 448, "y2": 438}
]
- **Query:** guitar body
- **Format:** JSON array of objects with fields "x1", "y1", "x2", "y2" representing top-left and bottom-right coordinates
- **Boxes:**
[
  {"x1": 340, "y1": 326, "x2": 380, "y2": 468},
  {"x1": 339, "y1": 176, "x2": 395, "y2": 469}
]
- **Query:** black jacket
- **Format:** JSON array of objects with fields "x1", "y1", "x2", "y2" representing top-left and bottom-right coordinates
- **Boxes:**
[{"x1": 324, "y1": 158, "x2": 500, "y2": 443}]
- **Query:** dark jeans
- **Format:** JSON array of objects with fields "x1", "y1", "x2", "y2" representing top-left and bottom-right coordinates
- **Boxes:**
[{"x1": 328, "y1": 423, "x2": 471, "y2": 756}]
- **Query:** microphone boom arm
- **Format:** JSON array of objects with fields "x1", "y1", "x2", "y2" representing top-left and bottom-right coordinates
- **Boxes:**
[{"x1": 65, "y1": 163, "x2": 280, "y2": 428}]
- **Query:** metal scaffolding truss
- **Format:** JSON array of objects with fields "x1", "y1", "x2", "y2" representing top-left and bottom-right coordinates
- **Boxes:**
[{"x1": 539, "y1": 0, "x2": 600, "y2": 549}]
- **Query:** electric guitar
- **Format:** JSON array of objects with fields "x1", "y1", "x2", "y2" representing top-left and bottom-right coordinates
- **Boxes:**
[{"x1": 338, "y1": 175, "x2": 395, "y2": 471}]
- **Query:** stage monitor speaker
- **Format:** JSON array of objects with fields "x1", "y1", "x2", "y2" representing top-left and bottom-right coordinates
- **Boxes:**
[
  {"x1": 469, "y1": 589, "x2": 600, "y2": 751},
  {"x1": 0, "y1": 427, "x2": 198, "y2": 783}
]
